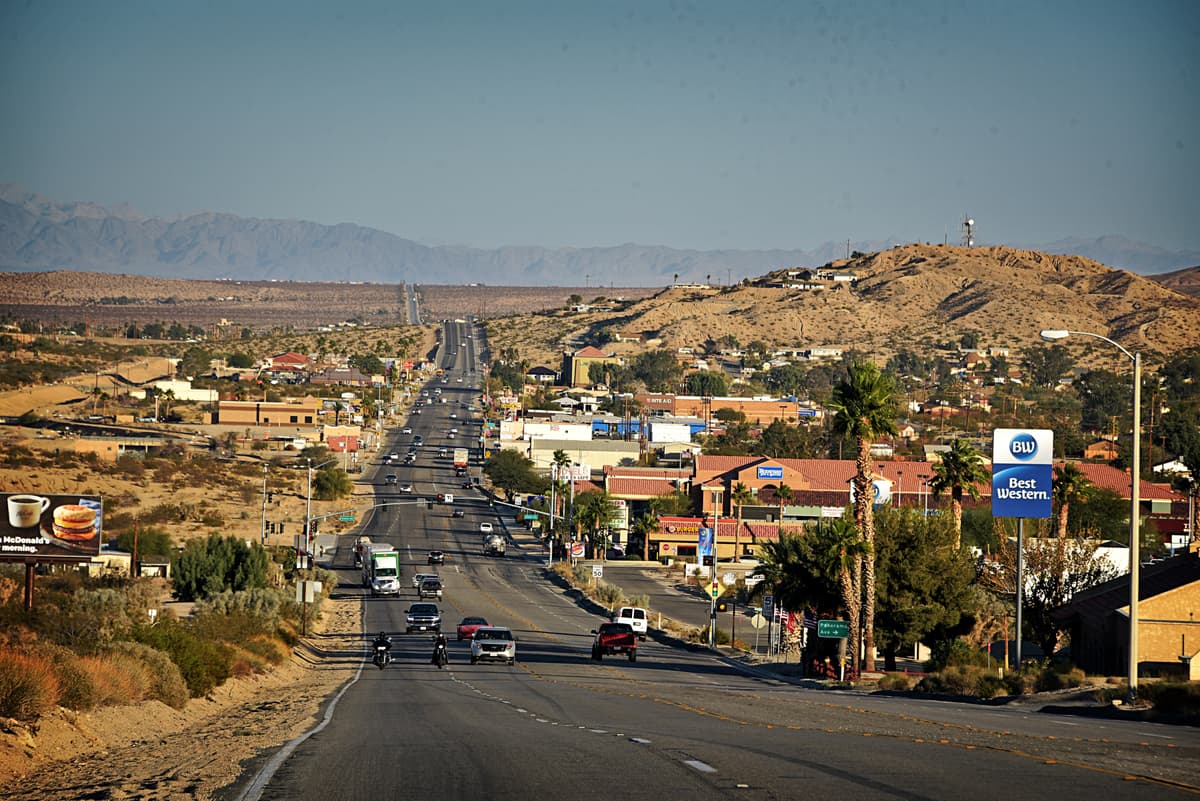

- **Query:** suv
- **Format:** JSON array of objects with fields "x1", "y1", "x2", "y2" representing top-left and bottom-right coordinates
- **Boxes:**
[
  {"x1": 612, "y1": 606, "x2": 648, "y2": 640},
  {"x1": 418, "y1": 577, "x2": 444, "y2": 600},
  {"x1": 470, "y1": 626, "x2": 517, "y2": 665},
  {"x1": 405, "y1": 603, "x2": 441, "y2": 634},
  {"x1": 385, "y1": 474, "x2": 398, "y2": 485}
]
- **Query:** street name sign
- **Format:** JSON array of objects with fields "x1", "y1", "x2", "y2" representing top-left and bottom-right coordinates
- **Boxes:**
[{"x1": 817, "y1": 619, "x2": 850, "y2": 639}]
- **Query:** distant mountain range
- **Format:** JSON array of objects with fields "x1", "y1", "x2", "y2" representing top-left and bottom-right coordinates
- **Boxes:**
[{"x1": 2, "y1": 183, "x2": 1197, "y2": 286}]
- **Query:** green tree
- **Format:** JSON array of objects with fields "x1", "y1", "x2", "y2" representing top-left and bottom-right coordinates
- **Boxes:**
[
  {"x1": 827, "y1": 359, "x2": 899, "y2": 671},
  {"x1": 928, "y1": 439, "x2": 989, "y2": 548},
  {"x1": 1074, "y1": 370, "x2": 1129, "y2": 431},
  {"x1": 1052, "y1": 463, "x2": 1089, "y2": 601},
  {"x1": 873, "y1": 507, "x2": 977, "y2": 672},
  {"x1": 483, "y1": 449, "x2": 546, "y2": 502},
  {"x1": 1024, "y1": 344, "x2": 1075, "y2": 388},
  {"x1": 113, "y1": 526, "x2": 175, "y2": 557},
  {"x1": 631, "y1": 349, "x2": 684, "y2": 392},
  {"x1": 350, "y1": 353, "x2": 385, "y2": 375},
  {"x1": 227, "y1": 352, "x2": 254, "y2": 369},
  {"x1": 647, "y1": 490, "x2": 693, "y2": 517},
  {"x1": 758, "y1": 419, "x2": 818, "y2": 459},
  {"x1": 172, "y1": 534, "x2": 270, "y2": 602},
  {"x1": 312, "y1": 466, "x2": 352, "y2": 500},
  {"x1": 761, "y1": 363, "x2": 808, "y2": 396},
  {"x1": 630, "y1": 512, "x2": 660, "y2": 561},
  {"x1": 685, "y1": 370, "x2": 729, "y2": 397}
]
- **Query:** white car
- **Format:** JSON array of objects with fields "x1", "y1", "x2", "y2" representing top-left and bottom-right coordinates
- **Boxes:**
[
  {"x1": 402, "y1": 426, "x2": 413, "y2": 434},
  {"x1": 400, "y1": 483, "x2": 414, "y2": 493},
  {"x1": 470, "y1": 626, "x2": 516, "y2": 665},
  {"x1": 479, "y1": 522, "x2": 493, "y2": 534}
]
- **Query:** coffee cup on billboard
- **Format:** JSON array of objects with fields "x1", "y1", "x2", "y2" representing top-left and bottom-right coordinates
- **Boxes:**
[{"x1": 7, "y1": 495, "x2": 51, "y2": 528}]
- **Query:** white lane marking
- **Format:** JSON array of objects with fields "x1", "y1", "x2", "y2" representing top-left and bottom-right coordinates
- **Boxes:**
[{"x1": 684, "y1": 760, "x2": 717, "y2": 774}]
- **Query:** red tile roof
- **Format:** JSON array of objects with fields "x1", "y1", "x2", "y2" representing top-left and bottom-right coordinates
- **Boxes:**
[
  {"x1": 573, "y1": 346, "x2": 610, "y2": 358},
  {"x1": 607, "y1": 477, "x2": 680, "y2": 498},
  {"x1": 1074, "y1": 462, "x2": 1179, "y2": 501}
]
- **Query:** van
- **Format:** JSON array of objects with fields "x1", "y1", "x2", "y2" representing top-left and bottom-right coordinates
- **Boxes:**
[{"x1": 612, "y1": 606, "x2": 648, "y2": 640}]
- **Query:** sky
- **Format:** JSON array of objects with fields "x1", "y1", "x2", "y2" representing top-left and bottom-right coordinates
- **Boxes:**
[{"x1": 1, "y1": 0, "x2": 1198, "y2": 253}]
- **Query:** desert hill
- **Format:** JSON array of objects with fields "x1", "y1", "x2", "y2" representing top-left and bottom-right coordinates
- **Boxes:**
[
  {"x1": 487, "y1": 244, "x2": 1200, "y2": 370},
  {"x1": 1150, "y1": 265, "x2": 1200, "y2": 299}
]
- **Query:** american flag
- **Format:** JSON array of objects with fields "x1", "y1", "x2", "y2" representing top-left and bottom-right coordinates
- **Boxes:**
[{"x1": 802, "y1": 610, "x2": 818, "y2": 630}]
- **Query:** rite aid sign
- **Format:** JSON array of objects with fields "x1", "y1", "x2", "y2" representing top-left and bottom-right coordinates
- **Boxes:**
[{"x1": 992, "y1": 429, "x2": 1053, "y2": 519}]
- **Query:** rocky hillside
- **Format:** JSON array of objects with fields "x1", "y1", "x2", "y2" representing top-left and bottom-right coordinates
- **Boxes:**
[
  {"x1": 491, "y1": 245, "x2": 1200, "y2": 368},
  {"x1": 1150, "y1": 265, "x2": 1200, "y2": 298}
]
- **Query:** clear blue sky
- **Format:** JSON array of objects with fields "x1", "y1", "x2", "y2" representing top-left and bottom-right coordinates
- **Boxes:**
[{"x1": 2, "y1": 0, "x2": 1197, "y2": 252}]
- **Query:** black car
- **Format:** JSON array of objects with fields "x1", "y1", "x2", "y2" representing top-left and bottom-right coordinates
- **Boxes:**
[
  {"x1": 427, "y1": 550, "x2": 445, "y2": 565},
  {"x1": 452, "y1": 509, "x2": 465, "y2": 518}
]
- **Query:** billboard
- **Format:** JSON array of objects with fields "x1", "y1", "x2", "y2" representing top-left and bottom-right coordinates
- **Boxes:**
[
  {"x1": 2, "y1": 493, "x2": 104, "y2": 559},
  {"x1": 992, "y1": 429, "x2": 1053, "y2": 519}
]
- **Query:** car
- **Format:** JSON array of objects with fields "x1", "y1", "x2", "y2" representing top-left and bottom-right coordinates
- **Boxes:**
[
  {"x1": 451, "y1": 508, "x2": 465, "y2": 518},
  {"x1": 413, "y1": 435, "x2": 423, "y2": 444},
  {"x1": 405, "y1": 603, "x2": 441, "y2": 634},
  {"x1": 439, "y1": 447, "x2": 448, "y2": 456},
  {"x1": 449, "y1": 413, "x2": 457, "y2": 419},
  {"x1": 470, "y1": 626, "x2": 517, "y2": 664},
  {"x1": 449, "y1": 427, "x2": 458, "y2": 434},
  {"x1": 456, "y1": 616, "x2": 489, "y2": 641},
  {"x1": 402, "y1": 426, "x2": 412, "y2": 434},
  {"x1": 412, "y1": 408, "x2": 421, "y2": 415},
  {"x1": 461, "y1": 480, "x2": 472, "y2": 489},
  {"x1": 385, "y1": 474, "x2": 398, "y2": 485},
  {"x1": 388, "y1": 453, "x2": 400, "y2": 462},
  {"x1": 427, "y1": 550, "x2": 445, "y2": 565},
  {"x1": 418, "y1": 577, "x2": 443, "y2": 600},
  {"x1": 400, "y1": 483, "x2": 413, "y2": 493},
  {"x1": 412, "y1": 572, "x2": 438, "y2": 588},
  {"x1": 456, "y1": 377, "x2": 463, "y2": 383},
  {"x1": 479, "y1": 522, "x2": 493, "y2": 534}
]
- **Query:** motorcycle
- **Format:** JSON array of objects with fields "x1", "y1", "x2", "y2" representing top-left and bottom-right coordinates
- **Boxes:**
[
  {"x1": 373, "y1": 645, "x2": 391, "y2": 669},
  {"x1": 431, "y1": 641, "x2": 448, "y2": 669}
]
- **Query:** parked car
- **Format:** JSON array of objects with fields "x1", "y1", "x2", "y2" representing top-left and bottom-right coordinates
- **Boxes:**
[
  {"x1": 470, "y1": 626, "x2": 517, "y2": 664},
  {"x1": 456, "y1": 616, "x2": 489, "y2": 641}
]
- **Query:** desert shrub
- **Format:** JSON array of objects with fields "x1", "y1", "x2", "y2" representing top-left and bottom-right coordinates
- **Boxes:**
[
  {"x1": 195, "y1": 587, "x2": 285, "y2": 631},
  {"x1": 1035, "y1": 663, "x2": 1085, "y2": 692},
  {"x1": 242, "y1": 634, "x2": 289, "y2": 665},
  {"x1": 594, "y1": 583, "x2": 623, "y2": 608},
  {"x1": 40, "y1": 588, "x2": 133, "y2": 652},
  {"x1": 626, "y1": 593, "x2": 650, "y2": 610},
  {"x1": 132, "y1": 620, "x2": 231, "y2": 698},
  {"x1": 699, "y1": 625, "x2": 730, "y2": 645},
  {"x1": 107, "y1": 641, "x2": 188, "y2": 709},
  {"x1": 78, "y1": 652, "x2": 152, "y2": 707},
  {"x1": 0, "y1": 647, "x2": 59, "y2": 721},
  {"x1": 112, "y1": 454, "x2": 146, "y2": 480},
  {"x1": 975, "y1": 673, "x2": 1009, "y2": 700},
  {"x1": 569, "y1": 562, "x2": 591, "y2": 586},
  {"x1": 1003, "y1": 670, "x2": 1036, "y2": 696},
  {"x1": 877, "y1": 673, "x2": 912, "y2": 691},
  {"x1": 1138, "y1": 682, "x2": 1200, "y2": 714},
  {"x1": 225, "y1": 643, "x2": 274, "y2": 678},
  {"x1": 925, "y1": 637, "x2": 986, "y2": 672},
  {"x1": 38, "y1": 644, "x2": 99, "y2": 711}
]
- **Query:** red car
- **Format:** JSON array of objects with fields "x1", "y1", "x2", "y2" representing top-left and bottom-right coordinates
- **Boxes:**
[{"x1": 457, "y1": 616, "x2": 489, "y2": 641}]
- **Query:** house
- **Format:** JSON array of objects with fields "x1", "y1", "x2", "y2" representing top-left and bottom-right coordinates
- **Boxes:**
[
  {"x1": 561, "y1": 346, "x2": 620, "y2": 388},
  {"x1": 525, "y1": 366, "x2": 558, "y2": 384},
  {"x1": 268, "y1": 352, "x2": 309, "y2": 372},
  {"x1": 1053, "y1": 551, "x2": 1200, "y2": 680},
  {"x1": 1084, "y1": 439, "x2": 1120, "y2": 460}
]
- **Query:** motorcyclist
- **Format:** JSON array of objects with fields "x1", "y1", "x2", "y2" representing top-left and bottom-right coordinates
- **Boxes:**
[
  {"x1": 431, "y1": 632, "x2": 448, "y2": 665},
  {"x1": 373, "y1": 631, "x2": 391, "y2": 654}
]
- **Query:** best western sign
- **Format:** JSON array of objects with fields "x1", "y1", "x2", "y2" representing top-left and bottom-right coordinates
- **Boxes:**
[
  {"x1": 992, "y1": 429, "x2": 1052, "y2": 519},
  {"x1": 756, "y1": 465, "x2": 784, "y2": 480}
]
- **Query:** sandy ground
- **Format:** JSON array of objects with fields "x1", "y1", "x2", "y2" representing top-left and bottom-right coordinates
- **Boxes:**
[{"x1": 0, "y1": 593, "x2": 363, "y2": 800}]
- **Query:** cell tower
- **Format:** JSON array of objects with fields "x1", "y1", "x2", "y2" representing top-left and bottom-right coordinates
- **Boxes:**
[{"x1": 961, "y1": 214, "x2": 975, "y2": 247}]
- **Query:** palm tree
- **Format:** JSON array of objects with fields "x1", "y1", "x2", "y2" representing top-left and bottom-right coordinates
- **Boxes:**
[
  {"x1": 631, "y1": 512, "x2": 660, "y2": 561},
  {"x1": 827, "y1": 359, "x2": 899, "y2": 672},
  {"x1": 575, "y1": 489, "x2": 616, "y2": 558},
  {"x1": 1052, "y1": 462, "x2": 1089, "y2": 599},
  {"x1": 928, "y1": 439, "x2": 989, "y2": 548},
  {"x1": 552, "y1": 450, "x2": 573, "y2": 531},
  {"x1": 819, "y1": 518, "x2": 870, "y2": 673},
  {"x1": 774, "y1": 482, "x2": 793, "y2": 529},
  {"x1": 731, "y1": 481, "x2": 754, "y2": 563}
]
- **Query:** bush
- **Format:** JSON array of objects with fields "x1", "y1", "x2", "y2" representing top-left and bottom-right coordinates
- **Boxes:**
[
  {"x1": 877, "y1": 673, "x2": 912, "y2": 691},
  {"x1": 172, "y1": 534, "x2": 270, "y2": 601},
  {"x1": 1139, "y1": 681, "x2": 1200, "y2": 714},
  {"x1": 594, "y1": 583, "x2": 623, "y2": 608},
  {"x1": 1035, "y1": 663, "x2": 1086, "y2": 692},
  {"x1": 925, "y1": 637, "x2": 986, "y2": 672},
  {"x1": 107, "y1": 641, "x2": 189, "y2": 709},
  {"x1": 43, "y1": 644, "x2": 99, "y2": 711},
  {"x1": 975, "y1": 673, "x2": 1009, "y2": 700},
  {"x1": 699, "y1": 625, "x2": 730, "y2": 645},
  {"x1": 0, "y1": 647, "x2": 59, "y2": 721},
  {"x1": 132, "y1": 620, "x2": 231, "y2": 698},
  {"x1": 78, "y1": 652, "x2": 151, "y2": 707}
]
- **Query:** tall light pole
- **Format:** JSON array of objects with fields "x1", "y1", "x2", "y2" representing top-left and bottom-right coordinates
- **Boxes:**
[
  {"x1": 305, "y1": 457, "x2": 338, "y2": 568},
  {"x1": 1040, "y1": 329, "x2": 1141, "y2": 699}
]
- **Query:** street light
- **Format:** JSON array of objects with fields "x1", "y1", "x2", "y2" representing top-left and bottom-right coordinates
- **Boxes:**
[
  {"x1": 305, "y1": 457, "x2": 338, "y2": 568},
  {"x1": 1040, "y1": 328, "x2": 1141, "y2": 698}
]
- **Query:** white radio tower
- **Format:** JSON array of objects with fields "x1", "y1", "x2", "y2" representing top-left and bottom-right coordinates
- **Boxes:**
[{"x1": 961, "y1": 214, "x2": 975, "y2": 247}]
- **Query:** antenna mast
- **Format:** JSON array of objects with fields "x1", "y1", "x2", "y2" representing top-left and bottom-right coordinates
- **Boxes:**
[{"x1": 961, "y1": 214, "x2": 975, "y2": 247}]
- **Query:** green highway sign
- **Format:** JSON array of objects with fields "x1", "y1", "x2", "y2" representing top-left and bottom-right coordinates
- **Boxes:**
[
  {"x1": 817, "y1": 619, "x2": 850, "y2": 639},
  {"x1": 338, "y1": 515, "x2": 356, "y2": 522},
  {"x1": 524, "y1": 513, "x2": 539, "y2": 520}
]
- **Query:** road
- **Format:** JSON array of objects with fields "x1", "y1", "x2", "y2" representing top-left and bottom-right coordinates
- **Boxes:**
[{"x1": 232, "y1": 322, "x2": 1200, "y2": 800}]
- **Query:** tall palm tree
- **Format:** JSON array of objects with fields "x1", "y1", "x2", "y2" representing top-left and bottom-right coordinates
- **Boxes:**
[
  {"x1": 575, "y1": 489, "x2": 616, "y2": 558},
  {"x1": 731, "y1": 481, "x2": 754, "y2": 563},
  {"x1": 774, "y1": 482, "x2": 793, "y2": 529},
  {"x1": 1052, "y1": 462, "x2": 1089, "y2": 599},
  {"x1": 929, "y1": 438, "x2": 989, "y2": 548},
  {"x1": 631, "y1": 512, "x2": 660, "y2": 561},
  {"x1": 818, "y1": 518, "x2": 870, "y2": 673},
  {"x1": 552, "y1": 450, "x2": 573, "y2": 532},
  {"x1": 827, "y1": 359, "x2": 899, "y2": 672}
]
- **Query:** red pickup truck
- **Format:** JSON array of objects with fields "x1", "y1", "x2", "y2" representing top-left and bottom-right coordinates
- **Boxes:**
[{"x1": 591, "y1": 622, "x2": 637, "y2": 662}]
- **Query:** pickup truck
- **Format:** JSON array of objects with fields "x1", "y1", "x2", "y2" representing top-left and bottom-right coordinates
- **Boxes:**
[
  {"x1": 418, "y1": 578, "x2": 444, "y2": 600},
  {"x1": 591, "y1": 622, "x2": 637, "y2": 662}
]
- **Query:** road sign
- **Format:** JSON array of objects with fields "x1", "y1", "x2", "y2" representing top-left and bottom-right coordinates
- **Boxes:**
[
  {"x1": 762, "y1": 594, "x2": 774, "y2": 617},
  {"x1": 749, "y1": 613, "x2": 767, "y2": 630},
  {"x1": 523, "y1": 513, "x2": 539, "y2": 520},
  {"x1": 592, "y1": 565, "x2": 603, "y2": 579},
  {"x1": 338, "y1": 514, "x2": 356, "y2": 522},
  {"x1": 722, "y1": 571, "x2": 737, "y2": 586},
  {"x1": 817, "y1": 619, "x2": 850, "y2": 639},
  {"x1": 709, "y1": 580, "x2": 723, "y2": 599}
]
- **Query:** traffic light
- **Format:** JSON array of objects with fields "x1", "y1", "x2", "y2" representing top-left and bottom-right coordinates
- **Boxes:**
[{"x1": 716, "y1": 600, "x2": 728, "y2": 613}]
